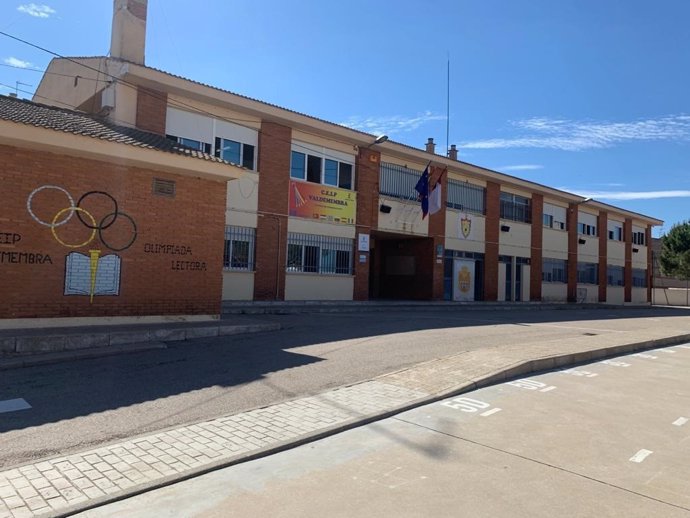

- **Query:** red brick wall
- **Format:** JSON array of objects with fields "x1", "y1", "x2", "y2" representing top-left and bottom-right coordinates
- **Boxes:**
[
  {"x1": 530, "y1": 194, "x2": 543, "y2": 301},
  {"x1": 624, "y1": 217, "x2": 633, "y2": 302},
  {"x1": 254, "y1": 121, "x2": 291, "y2": 300},
  {"x1": 135, "y1": 87, "x2": 168, "y2": 135},
  {"x1": 646, "y1": 225, "x2": 653, "y2": 302},
  {"x1": 353, "y1": 148, "x2": 380, "y2": 300},
  {"x1": 598, "y1": 212, "x2": 608, "y2": 302},
  {"x1": 0, "y1": 143, "x2": 226, "y2": 318},
  {"x1": 484, "y1": 182, "x2": 500, "y2": 301},
  {"x1": 567, "y1": 203, "x2": 578, "y2": 302},
  {"x1": 429, "y1": 166, "x2": 448, "y2": 300}
]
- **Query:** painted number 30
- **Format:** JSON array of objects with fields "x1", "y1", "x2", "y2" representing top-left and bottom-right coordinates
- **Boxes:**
[{"x1": 441, "y1": 397, "x2": 490, "y2": 412}]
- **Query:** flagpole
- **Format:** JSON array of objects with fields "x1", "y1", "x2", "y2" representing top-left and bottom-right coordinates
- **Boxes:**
[{"x1": 446, "y1": 55, "x2": 450, "y2": 157}]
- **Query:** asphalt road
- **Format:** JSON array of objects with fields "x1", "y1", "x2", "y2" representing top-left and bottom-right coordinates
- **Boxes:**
[
  {"x1": 81, "y1": 341, "x2": 690, "y2": 518},
  {"x1": 1, "y1": 307, "x2": 689, "y2": 470}
]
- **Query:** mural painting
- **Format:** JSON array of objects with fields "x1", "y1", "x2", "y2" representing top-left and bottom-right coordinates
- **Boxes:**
[{"x1": 27, "y1": 185, "x2": 137, "y2": 303}]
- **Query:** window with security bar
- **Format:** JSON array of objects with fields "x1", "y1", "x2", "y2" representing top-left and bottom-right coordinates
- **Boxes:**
[
  {"x1": 500, "y1": 192, "x2": 531, "y2": 223},
  {"x1": 223, "y1": 226, "x2": 255, "y2": 271},
  {"x1": 379, "y1": 162, "x2": 423, "y2": 200},
  {"x1": 632, "y1": 268, "x2": 647, "y2": 287},
  {"x1": 542, "y1": 258, "x2": 567, "y2": 283},
  {"x1": 446, "y1": 179, "x2": 486, "y2": 214},
  {"x1": 286, "y1": 233, "x2": 354, "y2": 275}
]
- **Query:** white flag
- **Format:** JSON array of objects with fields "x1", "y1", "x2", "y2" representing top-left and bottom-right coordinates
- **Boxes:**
[{"x1": 429, "y1": 184, "x2": 442, "y2": 215}]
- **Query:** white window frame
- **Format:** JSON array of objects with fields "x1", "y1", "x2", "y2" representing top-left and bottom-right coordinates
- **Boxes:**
[
  {"x1": 290, "y1": 141, "x2": 355, "y2": 190},
  {"x1": 543, "y1": 203, "x2": 566, "y2": 231}
]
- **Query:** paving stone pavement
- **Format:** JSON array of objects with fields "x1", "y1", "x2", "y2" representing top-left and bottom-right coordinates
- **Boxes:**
[
  {"x1": 0, "y1": 381, "x2": 428, "y2": 518},
  {"x1": 2, "y1": 326, "x2": 690, "y2": 518}
]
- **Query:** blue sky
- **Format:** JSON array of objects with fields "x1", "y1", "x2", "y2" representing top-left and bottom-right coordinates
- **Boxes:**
[{"x1": 1, "y1": 0, "x2": 689, "y2": 235}]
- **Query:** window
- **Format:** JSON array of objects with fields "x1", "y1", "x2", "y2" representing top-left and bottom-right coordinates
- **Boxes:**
[
  {"x1": 542, "y1": 258, "x2": 567, "y2": 283},
  {"x1": 543, "y1": 203, "x2": 566, "y2": 230},
  {"x1": 632, "y1": 268, "x2": 647, "y2": 287},
  {"x1": 607, "y1": 265, "x2": 624, "y2": 286},
  {"x1": 286, "y1": 233, "x2": 354, "y2": 274},
  {"x1": 578, "y1": 213, "x2": 598, "y2": 236},
  {"x1": 166, "y1": 134, "x2": 212, "y2": 154},
  {"x1": 290, "y1": 148, "x2": 354, "y2": 190},
  {"x1": 632, "y1": 231, "x2": 645, "y2": 246},
  {"x1": 500, "y1": 192, "x2": 531, "y2": 223},
  {"x1": 608, "y1": 225, "x2": 623, "y2": 241},
  {"x1": 223, "y1": 226, "x2": 255, "y2": 271},
  {"x1": 446, "y1": 179, "x2": 486, "y2": 214},
  {"x1": 577, "y1": 262, "x2": 598, "y2": 284},
  {"x1": 379, "y1": 162, "x2": 424, "y2": 201},
  {"x1": 215, "y1": 137, "x2": 255, "y2": 170},
  {"x1": 578, "y1": 222, "x2": 597, "y2": 236}
]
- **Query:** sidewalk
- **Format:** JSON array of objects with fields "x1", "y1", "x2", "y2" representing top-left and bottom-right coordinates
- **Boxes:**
[
  {"x1": 0, "y1": 315, "x2": 281, "y2": 370},
  {"x1": 1, "y1": 322, "x2": 689, "y2": 518}
]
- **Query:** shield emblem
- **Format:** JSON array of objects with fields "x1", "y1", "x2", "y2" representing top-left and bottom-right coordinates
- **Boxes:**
[{"x1": 460, "y1": 215, "x2": 471, "y2": 238}]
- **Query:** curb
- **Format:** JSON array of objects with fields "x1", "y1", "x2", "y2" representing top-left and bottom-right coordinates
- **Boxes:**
[
  {"x1": 0, "y1": 323, "x2": 281, "y2": 371},
  {"x1": 47, "y1": 330, "x2": 690, "y2": 518}
]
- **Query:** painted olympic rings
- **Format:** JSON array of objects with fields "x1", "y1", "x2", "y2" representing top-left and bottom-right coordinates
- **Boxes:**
[
  {"x1": 28, "y1": 185, "x2": 138, "y2": 252},
  {"x1": 76, "y1": 191, "x2": 119, "y2": 230},
  {"x1": 98, "y1": 212, "x2": 137, "y2": 252},
  {"x1": 50, "y1": 207, "x2": 97, "y2": 248},
  {"x1": 27, "y1": 185, "x2": 75, "y2": 227}
]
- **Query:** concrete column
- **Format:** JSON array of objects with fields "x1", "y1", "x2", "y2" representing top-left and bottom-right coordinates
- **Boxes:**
[
  {"x1": 530, "y1": 194, "x2": 543, "y2": 301},
  {"x1": 484, "y1": 182, "x2": 500, "y2": 301}
]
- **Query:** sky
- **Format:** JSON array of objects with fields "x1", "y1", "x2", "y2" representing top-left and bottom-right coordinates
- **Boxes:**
[{"x1": 1, "y1": 0, "x2": 689, "y2": 236}]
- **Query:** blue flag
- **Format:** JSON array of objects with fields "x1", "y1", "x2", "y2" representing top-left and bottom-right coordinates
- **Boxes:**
[{"x1": 415, "y1": 165, "x2": 430, "y2": 219}]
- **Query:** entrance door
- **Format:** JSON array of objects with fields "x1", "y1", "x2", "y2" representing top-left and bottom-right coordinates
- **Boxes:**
[
  {"x1": 453, "y1": 259, "x2": 475, "y2": 301},
  {"x1": 502, "y1": 257, "x2": 523, "y2": 302}
]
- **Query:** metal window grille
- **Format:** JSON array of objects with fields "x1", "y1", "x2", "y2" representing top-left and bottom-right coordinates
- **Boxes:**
[
  {"x1": 286, "y1": 233, "x2": 354, "y2": 275},
  {"x1": 446, "y1": 179, "x2": 486, "y2": 214},
  {"x1": 607, "y1": 265, "x2": 625, "y2": 286},
  {"x1": 542, "y1": 258, "x2": 567, "y2": 283},
  {"x1": 499, "y1": 192, "x2": 531, "y2": 223},
  {"x1": 577, "y1": 262, "x2": 598, "y2": 285},
  {"x1": 632, "y1": 268, "x2": 647, "y2": 287},
  {"x1": 632, "y1": 232, "x2": 645, "y2": 246},
  {"x1": 223, "y1": 226, "x2": 256, "y2": 271},
  {"x1": 379, "y1": 162, "x2": 422, "y2": 200}
]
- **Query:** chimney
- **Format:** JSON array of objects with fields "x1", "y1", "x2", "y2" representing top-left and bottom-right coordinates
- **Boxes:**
[
  {"x1": 110, "y1": 0, "x2": 148, "y2": 65},
  {"x1": 448, "y1": 144, "x2": 458, "y2": 161},
  {"x1": 425, "y1": 137, "x2": 436, "y2": 154}
]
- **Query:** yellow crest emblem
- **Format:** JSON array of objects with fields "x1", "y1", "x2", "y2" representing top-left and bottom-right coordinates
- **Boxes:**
[
  {"x1": 460, "y1": 215, "x2": 471, "y2": 238},
  {"x1": 458, "y1": 266, "x2": 471, "y2": 293}
]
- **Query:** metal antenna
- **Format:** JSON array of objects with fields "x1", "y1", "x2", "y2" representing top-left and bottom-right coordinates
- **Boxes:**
[
  {"x1": 15, "y1": 81, "x2": 31, "y2": 96},
  {"x1": 446, "y1": 55, "x2": 450, "y2": 157}
]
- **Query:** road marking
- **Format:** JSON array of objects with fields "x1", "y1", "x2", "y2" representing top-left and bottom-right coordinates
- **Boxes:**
[
  {"x1": 562, "y1": 369, "x2": 599, "y2": 378},
  {"x1": 480, "y1": 408, "x2": 502, "y2": 417},
  {"x1": 672, "y1": 417, "x2": 688, "y2": 427},
  {"x1": 540, "y1": 386, "x2": 557, "y2": 393},
  {"x1": 0, "y1": 398, "x2": 31, "y2": 414},
  {"x1": 633, "y1": 353, "x2": 658, "y2": 360},
  {"x1": 507, "y1": 379, "x2": 557, "y2": 392},
  {"x1": 629, "y1": 449, "x2": 653, "y2": 463},
  {"x1": 676, "y1": 345, "x2": 690, "y2": 350},
  {"x1": 655, "y1": 349, "x2": 676, "y2": 354},
  {"x1": 441, "y1": 397, "x2": 490, "y2": 412},
  {"x1": 599, "y1": 360, "x2": 631, "y2": 367}
]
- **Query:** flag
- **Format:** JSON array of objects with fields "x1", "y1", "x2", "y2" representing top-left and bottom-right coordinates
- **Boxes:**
[
  {"x1": 429, "y1": 167, "x2": 447, "y2": 216},
  {"x1": 414, "y1": 164, "x2": 430, "y2": 219}
]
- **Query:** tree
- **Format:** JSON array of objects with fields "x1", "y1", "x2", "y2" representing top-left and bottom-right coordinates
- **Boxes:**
[{"x1": 659, "y1": 221, "x2": 690, "y2": 280}]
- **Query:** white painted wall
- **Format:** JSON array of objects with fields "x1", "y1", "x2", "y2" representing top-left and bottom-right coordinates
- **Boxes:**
[
  {"x1": 542, "y1": 283, "x2": 567, "y2": 302},
  {"x1": 632, "y1": 247, "x2": 648, "y2": 268},
  {"x1": 226, "y1": 173, "x2": 258, "y2": 227},
  {"x1": 499, "y1": 221, "x2": 531, "y2": 258},
  {"x1": 222, "y1": 272, "x2": 254, "y2": 300},
  {"x1": 576, "y1": 284, "x2": 599, "y2": 303},
  {"x1": 653, "y1": 288, "x2": 690, "y2": 306},
  {"x1": 378, "y1": 198, "x2": 429, "y2": 236},
  {"x1": 631, "y1": 287, "x2": 648, "y2": 304},
  {"x1": 607, "y1": 286, "x2": 625, "y2": 305},
  {"x1": 543, "y1": 228, "x2": 568, "y2": 260},
  {"x1": 498, "y1": 263, "x2": 507, "y2": 301},
  {"x1": 285, "y1": 274, "x2": 353, "y2": 300},
  {"x1": 577, "y1": 236, "x2": 599, "y2": 263},
  {"x1": 608, "y1": 241, "x2": 625, "y2": 264},
  {"x1": 445, "y1": 210, "x2": 485, "y2": 254}
]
